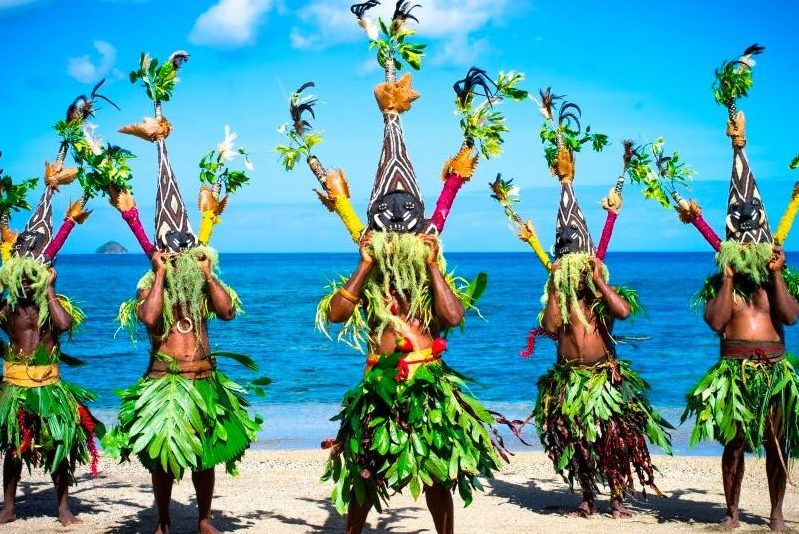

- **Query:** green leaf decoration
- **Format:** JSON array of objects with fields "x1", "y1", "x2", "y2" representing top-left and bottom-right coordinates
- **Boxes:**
[
  {"x1": 321, "y1": 355, "x2": 501, "y2": 514},
  {"x1": 0, "y1": 154, "x2": 38, "y2": 219},
  {"x1": 626, "y1": 138, "x2": 695, "y2": 209},
  {"x1": 368, "y1": 9, "x2": 426, "y2": 72},
  {"x1": 277, "y1": 82, "x2": 325, "y2": 172},
  {"x1": 790, "y1": 154, "x2": 799, "y2": 170},
  {"x1": 72, "y1": 141, "x2": 136, "y2": 199},
  {"x1": 712, "y1": 44, "x2": 765, "y2": 109},
  {"x1": 128, "y1": 51, "x2": 189, "y2": 103},
  {"x1": 209, "y1": 351, "x2": 259, "y2": 372},
  {"x1": 535, "y1": 88, "x2": 608, "y2": 167},
  {"x1": 198, "y1": 128, "x2": 253, "y2": 194},
  {"x1": 454, "y1": 69, "x2": 529, "y2": 160}
]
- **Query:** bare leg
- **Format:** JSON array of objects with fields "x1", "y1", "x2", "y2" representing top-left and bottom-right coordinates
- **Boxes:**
[
  {"x1": 424, "y1": 484, "x2": 454, "y2": 534},
  {"x1": 52, "y1": 462, "x2": 80, "y2": 525},
  {"x1": 152, "y1": 468, "x2": 174, "y2": 534},
  {"x1": 610, "y1": 495, "x2": 632, "y2": 519},
  {"x1": 764, "y1": 413, "x2": 787, "y2": 533},
  {"x1": 0, "y1": 454, "x2": 21, "y2": 524},
  {"x1": 569, "y1": 460, "x2": 596, "y2": 518},
  {"x1": 720, "y1": 434, "x2": 745, "y2": 529},
  {"x1": 193, "y1": 469, "x2": 220, "y2": 534},
  {"x1": 345, "y1": 494, "x2": 372, "y2": 534}
]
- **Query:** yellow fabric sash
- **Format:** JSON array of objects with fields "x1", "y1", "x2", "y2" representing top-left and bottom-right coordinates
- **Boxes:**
[
  {"x1": 3, "y1": 361, "x2": 60, "y2": 387},
  {"x1": 365, "y1": 347, "x2": 437, "y2": 380},
  {"x1": 198, "y1": 210, "x2": 220, "y2": 246},
  {"x1": 333, "y1": 196, "x2": 365, "y2": 244}
]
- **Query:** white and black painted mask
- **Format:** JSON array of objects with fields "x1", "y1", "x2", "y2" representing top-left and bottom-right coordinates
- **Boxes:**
[
  {"x1": 368, "y1": 190, "x2": 425, "y2": 233},
  {"x1": 160, "y1": 230, "x2": 197, "y2": 253},
  {"x1": 727, "y1": 197, "x2": 766, "y2": 241}
]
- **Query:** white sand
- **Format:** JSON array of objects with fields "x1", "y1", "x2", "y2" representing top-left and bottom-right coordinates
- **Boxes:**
[{"x1": 1, "y1": 450, "x2": 795, "y2": 533}]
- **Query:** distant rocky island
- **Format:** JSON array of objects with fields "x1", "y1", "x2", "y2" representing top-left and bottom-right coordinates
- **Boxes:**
[{"x1": 96, "y1": 241, "x2": 128, "y2": 254}]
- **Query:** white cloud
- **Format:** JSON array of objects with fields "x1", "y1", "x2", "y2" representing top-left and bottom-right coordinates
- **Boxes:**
[
  {"x1": 290, "y1": 0, "x2": 509, "y2": 66},
  {"x1": 189, "y1": 0, "x2": 273, "y2": 48},
  {"x1": 67, "y1": 41, "x2": 121, "y2": 84}
]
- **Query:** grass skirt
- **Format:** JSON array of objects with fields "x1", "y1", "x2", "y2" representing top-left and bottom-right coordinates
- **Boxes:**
[
  {"x1": 0, "y1": 350, "x2": 104, "y2": 483},
  {"x1": 533, "y1": 358, "x2": 672, "y2": 498},
  {"x1": 103, "y1": 370, "x2": 262, "y2": 480},
  {"x1": 321, "y1": 353, "x2": 502, "y2": 515},
  {"x1": 682, "y1": 357, "x2": 799, "y2": 456}
]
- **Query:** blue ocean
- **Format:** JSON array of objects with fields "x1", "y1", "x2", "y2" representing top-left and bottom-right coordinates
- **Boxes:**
[{"x1": 49, "y1": 252, "x2": 792, "y2": 455}]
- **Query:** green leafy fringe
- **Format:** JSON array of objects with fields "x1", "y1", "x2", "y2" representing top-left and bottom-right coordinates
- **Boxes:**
[
  {"x1": 716, "y1": 241, "x2": 773, "y2": 285},
  {"x1": 0, "y1": 378, "x2": 104, "y2": 480},
  {"x1": 132, "y1": 246, "x2": 241, "y2": 340},
  {"x1": 534, "y1": 359, "x2": 672, "y2": 497},
  {"x1": 682, "y1": 357, "x2": 799, "y2": 456},
  {"x1": 316, "y1": 235, "x2": 486, "y2": 352},
  {"x1": 539, "y1": 254, "x2": 609, "y2": 328},
  {"x1": 692, "y1": 262, "x2": 799, "y2": 310},
  {"x1": 102, "y1": 367, "x2": 263, "y2": 480},
  {"x1": 0, "y1": 257, "x2": 50, "y2": 327},
  {"x1": 321, "y1": 354, "x2": 501, "y2": 514}
]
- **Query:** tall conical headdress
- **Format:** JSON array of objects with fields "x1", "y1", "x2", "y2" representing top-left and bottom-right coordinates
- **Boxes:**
[
  {"x1": 154, "y1": 136, "x2": 196, "y2": 251},
  {"x1": 120, "y1": 51, "x2": 197, "y2": 253},
  {"x1": 553, "y1": 146, "x2": 595, "y2": 256},
  {"x1": 366, "y1": 73, "x2": 434, "y2": 234},
  {"x1": 725, "y1": 113, "x2": 772, "y2": 243},
  {"x1": 13, "y1": 144, "x2": 78, "y2": 261},
  {"x1": 713, "y1": 44, "x2": 772, "y2": 244}
]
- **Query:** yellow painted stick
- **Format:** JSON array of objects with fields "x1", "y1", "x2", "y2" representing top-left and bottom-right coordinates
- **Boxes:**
[
  {"x1": 774, "y1": 182, "x2": 799, "y2": 245},
  {"x1": 198, "y1": 210, "x2": 220, "y2": 245},
  {"x1": 333, "y1": 196, "x2": 365, "y2": 244}
]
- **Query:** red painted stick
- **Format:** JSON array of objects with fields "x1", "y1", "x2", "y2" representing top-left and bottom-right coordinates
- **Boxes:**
[
  {"x1": 43, "y1": 219, "x2": 76, "y2": 261},
  {"x1": 595, "y1": 210, "x2": 618, "y2": 261},
  {"x1": 430, "y1": 173, "x2": 465, "y2": 233},
  {"x1": 121, "y1": 207, "x2": 155, "y2": 257}
]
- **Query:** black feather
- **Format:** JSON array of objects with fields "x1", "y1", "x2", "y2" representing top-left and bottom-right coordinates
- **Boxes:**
[
  {"x1": 350, "y1": 0, "x2": 380, "y2": 18},
  {"x1": 743, "y1": 43, "x2": 765, "y2": 56}
]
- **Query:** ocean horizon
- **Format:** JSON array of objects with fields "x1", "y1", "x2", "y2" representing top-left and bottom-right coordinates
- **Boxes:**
[{"x1": 44, "y1": 251, "x2": 799, "y2": 456}]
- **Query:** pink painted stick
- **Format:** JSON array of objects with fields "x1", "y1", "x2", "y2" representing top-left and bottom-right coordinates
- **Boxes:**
[
  {"x1": 122, "y1": 207, "x2": 155, "y2": 257},
  {"x1": 43, "y1": 219, "x2": 76, "y2": 261},
  {"x1": 430, "y1": 173, "x2": 465, "y2": 233},
  {"x1": 595, "y1": 211, "x2": 618, "y2": 261},
  {"x1": 691, "y1": 214, "x2": 722, "y2": 251}
]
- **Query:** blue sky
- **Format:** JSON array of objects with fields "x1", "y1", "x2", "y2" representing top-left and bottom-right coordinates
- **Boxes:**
[{"x1": 1, "y1": 0, "x2": 798, "y2": 253}]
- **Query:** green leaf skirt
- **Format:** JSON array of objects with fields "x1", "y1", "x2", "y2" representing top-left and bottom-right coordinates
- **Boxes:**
[
  {"x1": 533, "y1": 358, "x2": 673, "y2": 499},
  {"x1": 0, "y1": 379, "x2": 105, "y2": 483},
  {"x1": 321, "y1": 353, "x2": 502, "y2": 515},
  {"x1": 682, "y1": 356, "x2": 799, "y2": 456},
  {"x1": 103, "y1": 370, "x2": 263, "y2": 480}
]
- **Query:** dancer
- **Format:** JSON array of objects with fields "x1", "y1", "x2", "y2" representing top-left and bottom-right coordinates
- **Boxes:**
[
  {"x1": 0, "y1": 92, "x2": 104, "y2": 525},
  {"x1": 99, "y1": 51, "x2": 264, "y2": 534},
  {"x1": 277, "y1": 3, "x2": 527, "y2": 532},
  {"x1": 677, "y1": 45, "x2": 799, "y2": 533},
  {"x1": 491, "y1": 91, "x2": 672, "y2": 518}
]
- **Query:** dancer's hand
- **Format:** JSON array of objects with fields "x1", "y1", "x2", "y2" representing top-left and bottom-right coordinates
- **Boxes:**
[
  {"x1": 724, "y1": 264, "x2": 735, "y2": 279},
  {"x1": 196, "y1": 254, "x2": 213, "y2": 281},
  {"x1": 48, "y1": 267, "x2": 57, "y2": 286},
  {"x1": 591, "y1": 257, "x2": 605, "y2": 283},
  {"x1": 151, "y1": 252, "x2": 167, "y2": 273},
  {"x1": 420, "y1": 234, "x2": 440, "y2": 266},
  {"x1": 359, "y1": 232, "x2": 374, "y2": 265},
  {"x1": 769, "y1": 246, "x2": 786, "y2": 272}
]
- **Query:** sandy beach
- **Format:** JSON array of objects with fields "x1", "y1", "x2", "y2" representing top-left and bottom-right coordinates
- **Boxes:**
[{"x1": 0, "y1": 450, "x2": 794, "y2": 533}]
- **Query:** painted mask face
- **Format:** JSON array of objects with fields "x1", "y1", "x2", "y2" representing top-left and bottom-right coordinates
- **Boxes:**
[
  {"x1": 727, "y1": 197, "x2": 766, "y2": 241},
  {"x1": 554, "y1": 225, "x2": 581, "y2": 258},
  {"x1": 13, "y1": 230, "x2": 45, "y2": 257},
  {"x1": 368, "y1": 191, "x2": 425, "y2": 233},
  {"x1": 161, "y1": 230, "x2": 197, "y2": 252}
]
